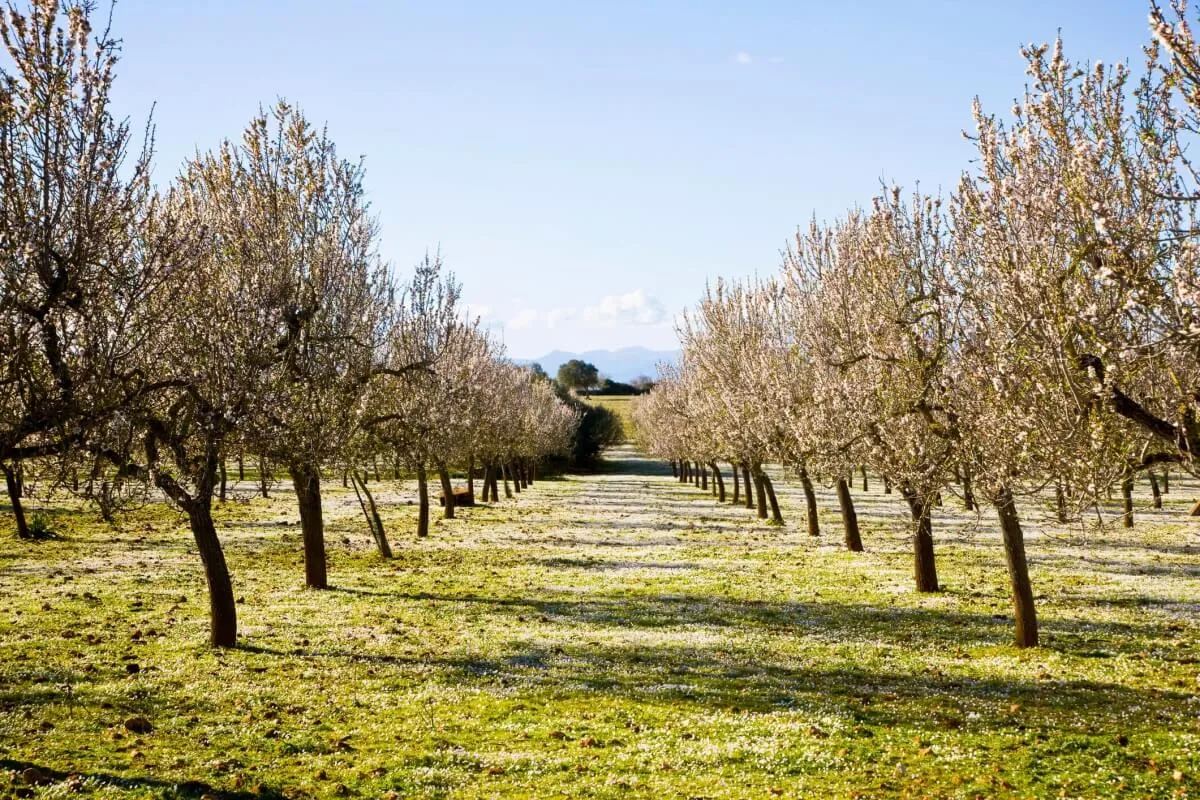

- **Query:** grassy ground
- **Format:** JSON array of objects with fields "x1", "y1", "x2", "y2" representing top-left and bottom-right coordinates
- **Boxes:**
[
  {"x1": 1, "y1": 447, "x2": 1198, "y2": 799},
  {"x1": 586, "y1": 395, "x2": 636, "y2": 441}
]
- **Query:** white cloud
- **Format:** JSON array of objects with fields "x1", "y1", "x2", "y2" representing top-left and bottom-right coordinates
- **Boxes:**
[
  {"x1": 509, "y1": 307, "x2": 578, "y2": 330},
  {"x1": 582, "y1": 289, "x2": 667, "y2": 327},
  {"x1": 544, "y1": 307, "x2": 577, "y2": 328},
  {"x1": 734, "y1": 51, "x2": 752, "y2": 64},
  {"x1": 509, "y1": 309, "x2": 539, "y2": 330},
  {"x1": 505, "y1": 290, "x2": 669, "y2": 338}
]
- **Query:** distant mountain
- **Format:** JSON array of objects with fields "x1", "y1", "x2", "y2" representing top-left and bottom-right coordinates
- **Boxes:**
[{"x1": 515, "y1": 347, "x2": 679, "y2": 383}]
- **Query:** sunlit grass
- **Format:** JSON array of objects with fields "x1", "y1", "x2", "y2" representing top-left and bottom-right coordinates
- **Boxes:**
[{"x1": 1, "y1": 447, "x2": 1198, "y2": 798}]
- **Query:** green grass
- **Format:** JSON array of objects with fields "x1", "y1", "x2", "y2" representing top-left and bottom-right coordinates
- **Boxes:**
[
  {"x1": 587, "y1": 395, "x2": 636, "y2": 441},
  {"x1": 1, "y1": 447, "x2": 1198, "y2": 798}
]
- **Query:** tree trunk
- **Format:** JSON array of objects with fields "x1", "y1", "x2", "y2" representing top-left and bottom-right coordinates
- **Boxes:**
[
  {"x1": 372, "y1": 455, "x2": 381, "y2": 482},
  {"x1": 4, "y1": 463, "x2": 29, "y2": 540},
  {"x1": 519, "y1": 462, "x2": 529, "y2": 489},
  {"x1": 1055, "y1": 481, "x2": 1068, "y2": 523},
  {"x1": 760, "y1": 470, "x2": 783, "y2": 524},
  {"x1": 438, "y1": 463, "x2": 456, "y2": 519},
  {"x1": 501, "y1": 463, "x2": 513, "y2": 498},
  {"x1": 993, "y1": 487, "x2": 1038, "y2": 648},
  {"x1": 1149, "y1": 472, "x2": 1162, "y2": 509},
  {"x1": 416, "y1": 462, "x2": 430, "y2": 538},
  {"x1": 1121, "y1": 475, "x2": 1134, "y2": 528},
  {"x1": 291, "y1": 463, "x2": 328, "y2": 590},
  {"x1": 351, "y1": 471, "x2": 391, "y2": 559},
  {"x1": 835, "y1": 478, "x2": 863, "y2": 552},
  {"x1": 1162, "y1": 468, "x2": 1170, "y2": 494},
  {"x1": 753, "y1": 465, "x2": 768, "y2": 519},
  {"x1": 860, "y1": 465, "x2": 869, "y2": 493},
  {"x1": 511, "y1": 462, "x2": 521, "y2": 494},
  {"x1": 882, "y1": 474, "x2": 892, "y2": 495},
  {"x1": 901, "y1": 487, "x2": 939, "y2": 593},
  {"x1": 237, "y1": 454, "x2": 244, "y2": 482},
  {"x1": 742, "y1": 463, "x2": 754, "y2": 509},
  {"x1": 467, "y1": 456, "x2": 476, "y2": 504},
  {"x1": 962, "y1": 467, "x2": 976, "y2": 512},
  {"x1": 186, "y1": 499, "x2": 237, "y2": 647},
  {"x1": 259, "y1": 456, "x2": 270, "y2": 498},
  {"x1": 529, "y1": 461, "x2": 536, "y2": 485},
  {"x1": 700, "y1": 464, "x2": 708, "y2": 491},
  {"x1": 670, "y1": 461, "x2": 678, "y2": 478},
  {"x1": 709, "y1": 462, "x2": 726, "y2": 503},
  {"x1": 218, "y1": 460, "x2": 227, "y2": 503},
  {"x1": 730, "y1": 462, "x2": 740, "y2": 505},
  {"x1": 797, "y1": 466, "x2": 819, "y2": 536}
]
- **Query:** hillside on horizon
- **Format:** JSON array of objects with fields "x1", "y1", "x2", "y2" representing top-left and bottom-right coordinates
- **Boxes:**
[{"x1": 514, "y1": 347, "x2": 678, "y2": 383}]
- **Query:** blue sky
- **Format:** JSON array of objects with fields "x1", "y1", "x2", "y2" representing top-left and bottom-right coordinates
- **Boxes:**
[{"x1": 106, "y1": 0, "x2": 1149, "y2": 357}]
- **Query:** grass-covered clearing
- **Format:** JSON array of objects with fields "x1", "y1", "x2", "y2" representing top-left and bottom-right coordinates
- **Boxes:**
[
  {"x1": 586, "y1": 395, "x2": 636, "y2": 441},
  {"x1": 1, "y1": 446, "x2": 1198, "y2": 798}
]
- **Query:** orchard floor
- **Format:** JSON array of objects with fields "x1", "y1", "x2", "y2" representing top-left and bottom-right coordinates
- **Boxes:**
[{"x1": 2, "y1": 446, "x2": 1199, "y2": 799}]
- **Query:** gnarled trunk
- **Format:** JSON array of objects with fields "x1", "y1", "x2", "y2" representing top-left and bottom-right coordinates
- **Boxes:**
[
  {"x1": 741, "y1": 463, "x2": 754, "y2": 509},
  {"x1": 797, "y1": 466, "x2": 818, "y2": 536},
  {"x1": 1149, "y1": 472, "x2": 1162, "y2": 509},
  {"x1": 481, "y1": 464, "x2": 492, "y2": 503},
  {"x1": 962, "y1": 467, "x2": 975, "y2": 512},
  {"x1": 416, "y1": 462, "x2": 430, "y2": 538},
  {"x1": 351, "y1": 471, "x2": 391, "y2": 559},
  {"x1": 291, "y1": 463, "x2": 328, "y2": 590},
  {"x1": 467, "y1": 456, "x2": 476, "y2": 504},
  {"x1": 1121, "y1": 475, "x2": 1134, "y2": 529},
  {"x1": 186, "y1": 498, "x2": 237, "y2": 647},
  {"x1": 4, "y1": 462, "x2": 29, "y2": 540},
  {"x1": 259, "y1": 455, "x2": 270, "y2": 498},
  {"x1": 1055, "y1": 480, "x2": 1068, "y2": 523},
  {"x1": 752, "y1": 464, "x2": 768, "y2": 519},
  {"x1": 760, "y1": 469, "x2": 783, "y2": 524},
  {"x1": 993, "y1": 487, "x2": 1038, "y2": 648},
  {"x1": 438, "y1": 463, "x2": 456, "y2": 519},
  {"x1": 835, "y1": 478, "x2": 862, "y2": 552},
  {"x1": 709, "y1": 462, "x2": 725, "y2": 503},
  {"x1": 900, "y1": 486, "x2": 938, "y2": 593},
  {"x1": 501, "y1": 462, "x2": 513, "y2": 498}
]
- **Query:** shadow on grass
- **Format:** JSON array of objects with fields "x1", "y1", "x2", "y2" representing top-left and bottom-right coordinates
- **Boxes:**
[
  {"x1": 590, "y1": 454, "x2": 674, "y2": 478},
  {"x1": 230, "y1": 631, "x2": 1194, "y2": 736},
  {"x1": 443, "y1": 639, "x2": 1197, "y2": 734},
  {"x1": 379, "y1": 589, "x2": 1177, "y2": 655},
  {"x1": 0, "y1": 760, "x2": 284, "y2": 799}
]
